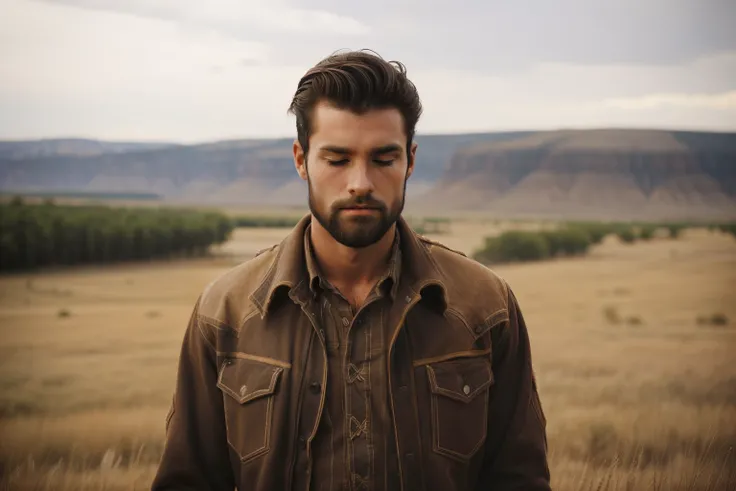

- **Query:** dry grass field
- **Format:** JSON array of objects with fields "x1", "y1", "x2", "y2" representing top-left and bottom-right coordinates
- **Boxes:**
[{"x1": 1, "y1": 219, "x2": 735, "y2": 490}]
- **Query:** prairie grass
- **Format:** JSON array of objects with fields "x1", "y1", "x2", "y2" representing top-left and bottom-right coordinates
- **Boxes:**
[{"x1": 1, "y1": 223, "x2": 735, "y2": 490}]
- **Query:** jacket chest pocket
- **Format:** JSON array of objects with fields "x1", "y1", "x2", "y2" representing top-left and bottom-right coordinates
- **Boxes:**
[
  {"x1": 425, "y1": 355, "x2": 494, "y2": 462},
  {"x1": 217, "y1": 356, "x2": 284, "y2": 463}
]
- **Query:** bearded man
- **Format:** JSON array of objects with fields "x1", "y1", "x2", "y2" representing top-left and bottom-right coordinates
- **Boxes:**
[{"x1": 152, "y1": 49, "x2": 550, "y2": 491}]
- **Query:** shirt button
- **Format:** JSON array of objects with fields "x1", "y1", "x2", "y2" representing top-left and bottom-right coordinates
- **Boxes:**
[
  {"x1": 474, "y1": 325, "x2": 484, "y2": 334},
  {"x1": 309, "y1": 382, "x2": 321, "y2": 393},
  {"x1": 405, "y1": 296, "x2": 412, "y2": 303},
  {"x1": 299, "y1": 436, "x2": 307, "y2": 448},
  {"x1": 342, "y1": 317, "x2": 349, "y2": 327},
  {"x1": 463, "y1": 384, "x2": 471, "y2": 395}
]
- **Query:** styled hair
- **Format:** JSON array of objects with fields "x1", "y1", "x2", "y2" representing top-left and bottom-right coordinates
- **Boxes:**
[{"x1": 287, "y1": 49, "x2": 423, "y2": 156}]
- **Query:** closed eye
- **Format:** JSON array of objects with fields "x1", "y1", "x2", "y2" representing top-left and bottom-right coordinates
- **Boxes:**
[
  {"x1": 374, "y1": 158, "x2": 395, "y2": 166},
  {"x1": 327, "y1": 159, "x2": 349, "y2": 166}
]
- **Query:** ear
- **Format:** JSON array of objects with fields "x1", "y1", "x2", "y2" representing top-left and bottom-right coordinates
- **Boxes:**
[
  {"x1": 293, "y1": 140, "x2": 308, "y2": 181},
  {"x1": 406, "y1": 141, "x2": 417, "y2": 179}
]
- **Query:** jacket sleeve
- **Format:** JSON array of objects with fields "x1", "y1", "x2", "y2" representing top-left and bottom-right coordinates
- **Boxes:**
[
  {"x1": 476, "y1": 286, "x2": 551, "y2": 490},
  {"x1": 151, "y1": 296, "x2": 236, "y2": 491}
]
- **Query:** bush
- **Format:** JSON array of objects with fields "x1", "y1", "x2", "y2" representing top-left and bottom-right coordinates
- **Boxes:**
[
  {"x1": 565, "y1": 222, "x2": 611, "y2": 244},
  {"x1": 542, "y1": 227, "x2": 592, "y2": 257},
  {"x1": 697, "y1": 313, "x2": 729, "y2": 327},
  {"x1": 639, "y1": 225, "x2": 657, "y2": 240},
  {"x1": 666, "y1": 223, "x2": 685, "y2": 239},
  {"x1": 617, "y1": 228, "x2": 637, "y2": 244},
  {"x1": 473, "y1": 231, "x2": 550, "y2": 264},
  {"x1": 716, "y1": 223, "x2": 736, "y2": 239},
  {"x1": 603, "y1": 306, "x2": 621, "y2": 324}
]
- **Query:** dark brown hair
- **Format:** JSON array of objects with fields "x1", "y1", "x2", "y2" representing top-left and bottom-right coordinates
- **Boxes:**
[{"x1": 287, "y1": 49, "x2": 423, "y2": 156}]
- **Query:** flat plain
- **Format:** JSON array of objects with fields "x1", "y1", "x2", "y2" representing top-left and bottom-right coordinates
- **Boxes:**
[{"x1": 1, "y1": 219, "x2": 735, "y2": 490}]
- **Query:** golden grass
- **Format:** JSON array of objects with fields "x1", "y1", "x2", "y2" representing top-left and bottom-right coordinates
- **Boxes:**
[{"x1": 1, "y1": 223, "x2": 735, "y2": 490}]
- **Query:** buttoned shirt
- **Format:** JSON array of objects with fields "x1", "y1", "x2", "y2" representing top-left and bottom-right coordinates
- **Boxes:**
[{"x1": 304, "y1": 223, "x2": 402, "y2": 491}]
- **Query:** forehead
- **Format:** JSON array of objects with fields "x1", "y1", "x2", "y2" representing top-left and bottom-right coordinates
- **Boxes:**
[{"x1": 310, "y1": 100, "x2": 406, "y2": 150}]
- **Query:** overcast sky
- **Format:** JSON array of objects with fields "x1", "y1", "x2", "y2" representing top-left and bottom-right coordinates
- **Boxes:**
[{"x1": 1, "y1": 0, "x2": 735, "y2": 143}]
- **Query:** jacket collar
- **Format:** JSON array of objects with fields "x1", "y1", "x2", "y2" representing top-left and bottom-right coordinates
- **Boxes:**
[{"x1": 250, "y1": 213, "x2": 448, "y2": 318}]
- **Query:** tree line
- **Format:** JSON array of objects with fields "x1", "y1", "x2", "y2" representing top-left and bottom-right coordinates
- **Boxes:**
[{"x1": 0, "y1": 198, "x2": 234, "y2": 272}]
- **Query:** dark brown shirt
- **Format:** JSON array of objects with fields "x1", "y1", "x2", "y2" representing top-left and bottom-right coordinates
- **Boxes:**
[{"x1": 304, "y1": 224, "x2": 402, "y2": 491}]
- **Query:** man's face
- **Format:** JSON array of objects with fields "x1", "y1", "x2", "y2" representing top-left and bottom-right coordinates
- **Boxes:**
[{"x1": 293, "y1": 100, "x2": 416, "y2": 248}]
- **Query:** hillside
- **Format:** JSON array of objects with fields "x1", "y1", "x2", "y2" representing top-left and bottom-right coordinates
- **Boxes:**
[
  {"x1": 0, "y1": 133, "x2": 526, "y2": 206},
  {"x1": 0, "y1": 139, "x2": 177, "y2": 160},
  {"x1": 411, "y1": 129, "x2": 736, "y2": 221},
  {"x1": 1, "y1": 129, "x2": 735, "y2": 220}
]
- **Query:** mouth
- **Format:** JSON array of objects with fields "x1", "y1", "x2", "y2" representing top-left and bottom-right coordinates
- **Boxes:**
[{"x1": 340, "y1": 207, "x2": 380, "y2": 215}]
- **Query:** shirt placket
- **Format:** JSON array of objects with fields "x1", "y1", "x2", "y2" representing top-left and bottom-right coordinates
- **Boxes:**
[{"x1": 341, "y1": 305, "x2": 370, "y2": 491}]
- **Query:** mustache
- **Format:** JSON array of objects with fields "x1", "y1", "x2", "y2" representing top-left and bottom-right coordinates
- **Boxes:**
[{"x1": 333, "y1": 196, "x2": 386, "y2": 210}]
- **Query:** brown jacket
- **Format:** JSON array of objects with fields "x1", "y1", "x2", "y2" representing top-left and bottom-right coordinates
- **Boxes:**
[{"x1": 151, "y1": 215, "x2": 550, "y2": 491}]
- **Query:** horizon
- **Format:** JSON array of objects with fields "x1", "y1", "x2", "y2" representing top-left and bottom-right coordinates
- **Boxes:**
[{"x1": 3, "y1": 124, "x2": 736, "y2": 146}]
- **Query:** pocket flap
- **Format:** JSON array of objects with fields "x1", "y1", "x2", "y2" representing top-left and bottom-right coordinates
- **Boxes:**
[
  {"x1": 217, "y1": 357, "x2": 283, "y2": 405},
  {"x1": 426, "y1": 356, "x2": 494, "y2": 403}
]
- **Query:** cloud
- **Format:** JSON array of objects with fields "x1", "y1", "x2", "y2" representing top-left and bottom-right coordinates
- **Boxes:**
[
  {"x1": 242, "y1": 0, "x2": 736, "y2": 72},
  {"x1": 36, "y1": 0, "x2": 371, "y2": 36},
  {"x1": 601, "y1": 91, "x2": 736, "y2": 111},
  {"x1": 34, "y1": 0, "x2": 736, "y2": 73}
]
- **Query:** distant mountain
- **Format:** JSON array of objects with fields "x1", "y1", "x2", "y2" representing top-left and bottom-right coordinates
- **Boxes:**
[
  {"x1": 0, "y1": 133, "x2": 525, "y2": 206},
  {"x1": 2, "y1": 129, "x2": 735, "y2": 220},
  {"x1": 0, "y1": 138, "x2": 178, "y2": 160},
  {"x1": 412, "y1": 129, "x2": 736, "y2": 220}
]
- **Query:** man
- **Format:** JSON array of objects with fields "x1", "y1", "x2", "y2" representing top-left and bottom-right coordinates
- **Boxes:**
[{"x1": 151, "y1": 50, "x2": 550, "y2": 491}]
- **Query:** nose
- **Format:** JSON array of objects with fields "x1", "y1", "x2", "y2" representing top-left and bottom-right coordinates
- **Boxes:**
[{"x1": 346, "y1": 162, "x2": 374, "y2": 196}]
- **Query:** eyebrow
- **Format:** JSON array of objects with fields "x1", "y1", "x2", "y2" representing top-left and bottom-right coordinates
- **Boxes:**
[
  {"x1": 318, "y1": 144, "x2": 403, "y2": 155},
  {"x1": 372, "y1": 144, "x2": 403, "y2": 155}
]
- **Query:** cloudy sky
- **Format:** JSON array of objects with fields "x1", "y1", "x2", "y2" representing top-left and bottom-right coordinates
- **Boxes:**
[{"x1": 1, "y1": 0, "x2": 735, "y2": 143}]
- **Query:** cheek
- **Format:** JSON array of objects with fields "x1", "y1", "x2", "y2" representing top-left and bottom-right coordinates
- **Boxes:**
[{"x1": 308, "y1": 172, "x2": 339, "y2": 204}]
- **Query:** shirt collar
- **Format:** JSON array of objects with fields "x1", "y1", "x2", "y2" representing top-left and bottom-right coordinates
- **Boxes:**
[{"x1": 303, "y1": 222, "x2": 402, "y2": 301}]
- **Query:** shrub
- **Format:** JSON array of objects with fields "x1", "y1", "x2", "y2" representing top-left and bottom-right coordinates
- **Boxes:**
[
  {"x1": 542, "y1": 227, "x2": 592, "y2": 257},
  {"x1": 716, "y1": 223, "x2": 736, "y2": 239},
  {"x1": 639, "y1": 225, "x2": 656, "y2": 240},
  {"x1": 616, "y1": 228, "x2": 637, "y2": 244},
  {"x1": 473, "y1": 231, "x2": 550, "y2": 264},
  {"x1": 698, "y1": 313, "x2": 729, "y2": 327},
  {"x1": 603, "y1": 306, "x2": 621, "y2": 324},
  {"x1": 565, "y1": 222, "x2": 611, "y2": 244},
  {"x1": 666, "y1": 223, "x2": 685, "y2": 239}
]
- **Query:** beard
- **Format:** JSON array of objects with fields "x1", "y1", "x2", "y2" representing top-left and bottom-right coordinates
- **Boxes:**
[{"x1": 308, "y1": 176, "x2": 407, "y2": 249}]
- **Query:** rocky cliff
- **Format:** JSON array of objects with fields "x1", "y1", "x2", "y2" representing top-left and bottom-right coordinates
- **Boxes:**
[{"x1": 414, "y1": 129, "x2": 736, "y2": 220}]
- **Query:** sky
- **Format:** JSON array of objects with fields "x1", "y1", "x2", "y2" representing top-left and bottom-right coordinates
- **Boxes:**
[{"x1": 1, "y1": 0, "x2": 735, "y2": 143}]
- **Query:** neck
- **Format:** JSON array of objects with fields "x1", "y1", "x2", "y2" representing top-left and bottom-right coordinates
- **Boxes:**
[{"x1": 309, "y1": 217, "x2": 396, "y2": 289}]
